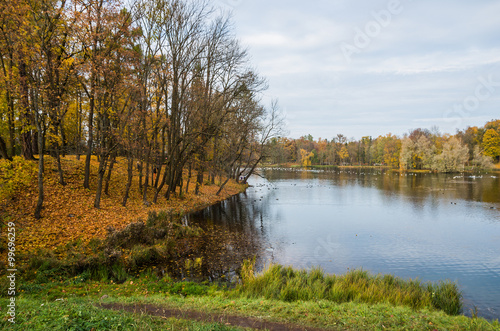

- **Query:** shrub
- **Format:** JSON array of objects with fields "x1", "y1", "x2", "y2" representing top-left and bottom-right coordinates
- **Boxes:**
[{"x1": 0, "y1": 156, "x2": 36, "y2": 200}]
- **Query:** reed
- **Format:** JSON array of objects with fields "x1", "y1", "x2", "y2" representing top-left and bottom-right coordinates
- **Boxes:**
[{"x1": 238, "y1": 264, "x2": 463, "y2": 315}]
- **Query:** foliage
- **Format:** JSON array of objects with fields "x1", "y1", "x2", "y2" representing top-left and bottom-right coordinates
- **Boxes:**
[
  {"x1": 0, "y1": 0, "x2": 273, "y2": 216},
  {"x1": 472, "y1": 146, "x2": 493, "y2": 169},
  {"x1": 337, "y1": 145, "x2": 349, "y2": 164},
  {"x1": 299, "y1": 148, "x2": 313, "y2": 167},
  {"x1": 482, "y1": 129, "x2": 500, "y2": 161},
  {"x1": 264, "y1": 120, "x2": 498, "y2": 170},
  {"x1": 432, "y1": 137, "x2": 469, "y2": 172},
  {"x1": 0, "y1": 156, "x2": 36, "y2": 200},
  {"x1": 0, "y1": 156, "x2": 245, "y2": 269}
]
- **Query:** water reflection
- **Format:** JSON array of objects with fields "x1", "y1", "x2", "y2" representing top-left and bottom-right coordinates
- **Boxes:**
[
  {"x1": 184, "y1": 194, "x2": 268, "y2": 281},
  {"x1": 187, "y1": 168, "x2": 500, "y2": 320}
]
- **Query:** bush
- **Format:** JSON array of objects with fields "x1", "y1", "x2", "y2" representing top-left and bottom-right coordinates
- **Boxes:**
[{"x1": 0, "y1": 156, "x2": 36, "y2": 200}]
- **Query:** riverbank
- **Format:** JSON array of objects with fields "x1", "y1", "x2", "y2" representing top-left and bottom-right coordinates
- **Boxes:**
[
  {"x1": 1, "y1": 265, "x2": 499, "y2": 330},
  {"x1": 0, "y1": 155, "x2": 247, "y2": 263}
]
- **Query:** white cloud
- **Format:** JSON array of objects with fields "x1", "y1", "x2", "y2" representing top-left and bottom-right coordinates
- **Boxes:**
[{"x1": 230, "y1": 0, "x2": 500, "y2": 139}]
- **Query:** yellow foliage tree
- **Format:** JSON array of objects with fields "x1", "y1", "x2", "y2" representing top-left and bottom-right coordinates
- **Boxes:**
[
  {"x1": 337, "y1": 146, "x2": 349, "y2": 165},
  {"x1": 300, "y1": 148, "x2": 313, "y2": 167}
]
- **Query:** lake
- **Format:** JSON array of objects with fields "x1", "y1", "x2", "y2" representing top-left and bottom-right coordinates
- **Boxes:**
[{"x1": 186, "y1": 167, "x2": 500, "y2": 320}]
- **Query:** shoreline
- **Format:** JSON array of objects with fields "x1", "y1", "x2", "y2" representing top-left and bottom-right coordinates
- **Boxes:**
[
  {"x1": 0, "y1": 155, "x2": 248, "y2": 265},
  {"x1": 261, "y1": 163, "x2": 499, "y2": 174}
]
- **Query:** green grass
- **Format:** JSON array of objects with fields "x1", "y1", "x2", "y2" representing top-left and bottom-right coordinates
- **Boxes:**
[
  {"x1": 237, "y1": 264, "x2": 463, "y2": 315},
  {"x1": 0, "y1": 296, "x2": 245, "y2": 330},
  {"x1": 1, "y1": 264, "x2": 499, "y2": 330},
  {"x1": 112, "y1": 294, "x2": 500, "y2": 331}
]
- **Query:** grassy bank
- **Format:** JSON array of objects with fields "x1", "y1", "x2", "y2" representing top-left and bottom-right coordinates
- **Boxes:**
[
  {"x1": 1, "y1": 265, "x2": 499, "y2": 330},
  {"x1": 237, "y1": 264, "x2": 462, "y2": 315}
]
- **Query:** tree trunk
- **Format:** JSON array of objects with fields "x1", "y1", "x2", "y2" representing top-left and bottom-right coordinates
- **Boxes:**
[
  {"x1": 165, "y1": 167, "x2": 178, "y2": 200},
  {"x1": 122, "y1": 155, "x2": 134, "y2": 207},
  {"x1": 32, "y1": 131, "x2": 39, "y2": 155},
  {"x1": 76, "y1": 91, "x2": 83, "y2": 160},
  {"x1": 34, "y1": 102, "x2": 44, "y2": 219},
  {"x1": 56, "y1": 146, "x2": 66, "y2": 186},
  {"x1": 142, "y1": 159, "x2": 150, "y2": 204},
  {"x1": 153, "y1": 162, "x2": 161, "y2": 189},
  {"x1": 0, "y1": 136, "x2": 12, "y2": 161},
  {"x1": 243, "y1": 157, "x2": 262, "y2": 184},
  {"x1": 195, "y1": 152, "x2": 205, "y2": 195},
  {"x1": 178, "y1": 173, "x2": 183, "y2": 196},
  {"x1": 153, "y1": 160, "x2": 169, "y2": 204},
  {"x1": 104, "y1": 152, "x2": 116, "y2": 195},
  {"x1": 6, "y1": 92, "x2": 15, "y2": 157},
  {"x1": 94, "y1": 154, "x2": 108, "y2": 209},
  {"x1": 60, "y1": 122, "x2": 67, "y2": 157},
  {"x1": 19, "y1": 61, "x2": 34, "y2": 160},
  {"x1": 83, "y1": 92, "x2": 95, "y2": 189},
  {"x1": 34, "y1": 141, "x2": 44, "y2": 219},
  {"x1": 185, "y1": 162, "x2": 191, "y2": 194},
  {"x1": 216, "y1": 176, "x2": 231, "y2": 196},
  {"x1": 195, "y1": 168, "x2": 202, "y2": 195},
  {"x1": 138, "y1": 160, "x2": 143, "y2": 194}
]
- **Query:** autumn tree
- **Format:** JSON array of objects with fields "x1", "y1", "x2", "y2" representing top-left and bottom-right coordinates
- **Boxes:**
[
  {"x1": 471, "y1": 146, "x2": 493, "y2": 169},
  {"x1": 432, "y1": 137, "x2": 468, "y2": 172},
  {"x1": 0, "y1": 0, "x2": 38, "y2": 160},
  {"x1": 482, "y1": 129, "x2": 500, "y2": 162},
  {"x1": 338, "y1": 145, "x2": 349, "y2": 165},
  {"x1": 238, "y1": 100, "x2": 284, "y2": 184},
  {"x1": 73, "y1": 0, "x2": 136, "y2": 208}
]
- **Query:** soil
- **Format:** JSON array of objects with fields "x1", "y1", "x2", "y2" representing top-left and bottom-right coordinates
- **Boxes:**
[{"x1": 99, "y1": 302, "x2": 332, "y2": 331}]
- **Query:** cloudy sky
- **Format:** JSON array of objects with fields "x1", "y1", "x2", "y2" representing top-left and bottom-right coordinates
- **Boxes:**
[{"x1": 216, "y1": 0, "x2": 500, "y2": 140}]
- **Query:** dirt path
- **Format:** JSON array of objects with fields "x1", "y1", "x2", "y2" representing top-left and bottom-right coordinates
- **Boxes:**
[{"x1": 99, "y1": 302, "x2": 331, "y2": 331}]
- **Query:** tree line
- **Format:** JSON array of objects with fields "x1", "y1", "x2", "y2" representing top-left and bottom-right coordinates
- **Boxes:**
[
  {"x1": 266, "y1": 120, "x2": 500, "y2": 171},
  {"x1": 0, "y1": 0, "x2": 282, "y2": 218}
]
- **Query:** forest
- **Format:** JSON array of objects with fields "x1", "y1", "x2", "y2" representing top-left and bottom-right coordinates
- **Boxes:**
[
  {"x1": 0, "y1": 0, "x2": 282, "y2": 218},
  {"x1": 265, "y1": 120, "x2": 500, "y2": 172}
]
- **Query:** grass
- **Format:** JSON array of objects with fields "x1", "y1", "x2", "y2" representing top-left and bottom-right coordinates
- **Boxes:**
[
  {"x1": 1, "y1": 259, "x2": 499, "y2": 330},
  {"x1": 236, "y1": 264, "x2": 462, "y2": 316},
  {"x1": 0, "y1": 296, "x2": 245, "y2": 330},
  {"x1": 0, "y1": 272, "x2": 498, "y2": 330}
]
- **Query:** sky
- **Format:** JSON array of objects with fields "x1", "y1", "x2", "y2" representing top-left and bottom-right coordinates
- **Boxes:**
[{"x1": 214, "y1": 0, "x2": 500, "y2": 140}]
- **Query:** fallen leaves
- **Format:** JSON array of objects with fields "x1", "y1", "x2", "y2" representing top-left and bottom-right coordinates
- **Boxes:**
[{"x1": 0, "y1": 155, "x2": 245, "y2": 262}]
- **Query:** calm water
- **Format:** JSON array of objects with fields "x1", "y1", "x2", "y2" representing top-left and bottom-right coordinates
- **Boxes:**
[{"x1": 187, "y1": 168, "x2": 500, "y2": 320}]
